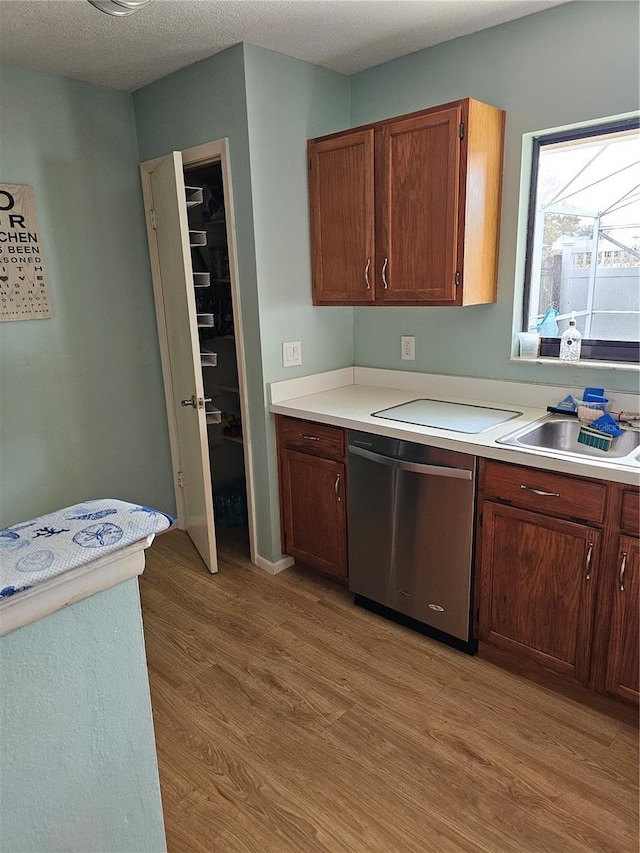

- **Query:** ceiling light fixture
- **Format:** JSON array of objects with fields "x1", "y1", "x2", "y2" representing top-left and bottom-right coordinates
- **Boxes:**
[{"x1": 87, "y1": 0, "x2": 153, "y2": 16}]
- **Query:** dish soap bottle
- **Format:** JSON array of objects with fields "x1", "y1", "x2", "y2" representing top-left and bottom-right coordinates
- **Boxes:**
[{"x1": 560, "y1": 312, "x2": 582, "y2": 361}]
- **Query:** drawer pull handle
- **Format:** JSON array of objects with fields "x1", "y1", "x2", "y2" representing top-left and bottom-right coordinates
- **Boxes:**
[
  {"x1": 365, "y1": 258, "x2": 371, "y2": 290},
  {"x1": 585, "y1": 542, "x2": 593, "y2": 580},
  {"x1": 382, "y1": 258, "x2": 389, "y2": 289},
  {"x1": 619, "y1": 551, "x2": 628, "y2": 592},
  {"x1": 334, "y1": 473, "x2": 341, "y2": 502},
  {"x1": 520, "y1": 485, "x2": 560, "y2": 498},
  {"x1": 299, "y1": 433, "x2": 320, "y2": 441}
]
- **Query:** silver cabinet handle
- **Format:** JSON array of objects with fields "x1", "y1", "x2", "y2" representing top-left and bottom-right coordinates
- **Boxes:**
[
  {"x1": 334, "y1": 473, "x2": 341, "y2": 502},
  {"x1": 619, "y1": 551, "x2": 628, "y2": 592},
  {"x1": 349, "y1": 445, "x2": 473, "y2": 480},
  {"x1": 300, "y1": 433, "x2": 320, "y2": 441},
  {"x1": 365, "y1": 258, "x2": 371, "y2": 290},
  {"x1": 520, "y1": 484, "x2": 560, "y2": 497},
  {"x1": 382, "y1": 257, "x2": 389, "y2": 289},
  {"x1": 585, "y1": 542, "x2": 593, "y2": 580}
]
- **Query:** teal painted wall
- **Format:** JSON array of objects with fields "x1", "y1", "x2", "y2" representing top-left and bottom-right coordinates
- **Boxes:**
[
  {"x1": 242, "y1": 44, "x2": 351, "y2": 561},
  {"x1": 349, "y1": 1, "x2": 640, "y2": 393},
  {"x1": 1, "y1": 580, "x2": 166, "y2": 852},
  {"x1": 134, "y1": 45, "x2": 351, "y2": 561},
  {"x1": 243, "y1": 44, "x2": 352, "y2": 384},
  {"x1": 0, "y1": 65, "x2": 174, "y2": 527}
]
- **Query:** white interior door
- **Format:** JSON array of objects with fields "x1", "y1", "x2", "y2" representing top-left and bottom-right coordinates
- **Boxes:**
[{"x1": 148, "y1": 152, "x2": 218, "y2": 573}]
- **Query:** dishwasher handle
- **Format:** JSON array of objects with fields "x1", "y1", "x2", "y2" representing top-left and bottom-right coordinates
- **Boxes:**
[{"x1": 349, "y1": 444, "x2": 473, "y2": 480}]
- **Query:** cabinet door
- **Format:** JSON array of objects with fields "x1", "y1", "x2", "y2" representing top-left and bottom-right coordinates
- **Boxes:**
[
  {"x1": 605, "y1": 535, "x2": 639, "y2": 704},
  {"x1": 376, "y1": 104, "x2": 462, "y2": 304},
  {"x1": 479, "y1": 502, "x2": 600, "y2": 682},
  {"x1": 308, "y1": 130, "x2": 375, "y2": 305},
  {"x1": 280, "y1": 448, "x2": 347, "y2": 580}
]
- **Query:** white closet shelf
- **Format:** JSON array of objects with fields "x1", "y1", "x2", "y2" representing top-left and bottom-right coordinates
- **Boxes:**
[
  {"x1": 189, "y1": 230, "x2": 207, "y2": 247},
  {"x1": 193, "y1": 272, "x2": 211, "y2": 288},
  {"x1": 185, "y1": 186, "x2": 204, "y2": 207},
  {"x1": 218, "y1": 385, "x2": 240, "y2": 394},
  {"x1": 205, "y1": 408, "x2": 222, "y2": 425},
  {"x1": 197, "y1": 313, "x2": 214, "y2": 327},
  {"x1": 200, "y1": 352, "x2": 218, "y2": 367}
]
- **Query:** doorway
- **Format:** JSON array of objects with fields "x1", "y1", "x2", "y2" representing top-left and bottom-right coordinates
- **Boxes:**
[{"x1": 140, "y1": 139, "x2": 256, "y2": 572}]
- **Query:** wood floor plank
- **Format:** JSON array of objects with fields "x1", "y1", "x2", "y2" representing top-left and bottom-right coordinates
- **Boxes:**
[
  {"x1": 438, "y1": 673, "x2": 639, "y2": 796},
  {"x1": 155, "y1": 665, "x2": 485, "y2": 853},
  {"x1": 152, "y1": 676, "x2": 322, "y2": 853},
  {"x1": 141, "y1": 530, "x2": 639, "y2": 853}
]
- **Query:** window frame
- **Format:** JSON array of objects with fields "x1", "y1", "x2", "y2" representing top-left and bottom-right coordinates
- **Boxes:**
[{"x1": 522, "y1": 115, "x2": 640, "y2": 364}]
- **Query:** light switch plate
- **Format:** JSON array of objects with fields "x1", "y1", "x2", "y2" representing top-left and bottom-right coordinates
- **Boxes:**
[
  {"x1": 282, "y1": 340, "x2": 302, "y2": 367},
  {"x1": 401, "y1": 336, "x2": 415, "y2": 360}
]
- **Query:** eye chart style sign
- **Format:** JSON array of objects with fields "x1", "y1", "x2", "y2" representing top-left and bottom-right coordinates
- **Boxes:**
[{"x1": 0, "y1": 184, "x2": 51, "y2": 321}]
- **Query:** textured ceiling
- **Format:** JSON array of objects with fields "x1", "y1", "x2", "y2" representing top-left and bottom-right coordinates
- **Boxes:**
[{"x1": 0, "y1": 0, "x2": 570, "y2": 92}]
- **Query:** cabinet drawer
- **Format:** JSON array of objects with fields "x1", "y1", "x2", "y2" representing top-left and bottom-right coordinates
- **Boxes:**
[
  {"x1": 482, "y1": 461, "x2": 606, "y2": 525},
  {"x1": 620, "y1": 488, "x2": 639, "y2": 536},
  {"x1": 277, "y1": 416, "x2": 345, "y2": 460}
]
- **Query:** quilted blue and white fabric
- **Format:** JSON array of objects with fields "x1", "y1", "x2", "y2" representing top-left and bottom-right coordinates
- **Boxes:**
[{"x1": 0, "y1": 499, "x2": 173, "y2": 601}]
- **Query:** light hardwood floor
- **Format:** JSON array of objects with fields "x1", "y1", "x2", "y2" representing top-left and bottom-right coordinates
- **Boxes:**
[{"x1": 140, "y1": 529, "x2": 638, "y2": 853}]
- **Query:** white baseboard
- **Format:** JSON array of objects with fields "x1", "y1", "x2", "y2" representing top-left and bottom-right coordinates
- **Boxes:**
[{"x1": 254, "y1": 553, "x2": 294, "y2": 575}]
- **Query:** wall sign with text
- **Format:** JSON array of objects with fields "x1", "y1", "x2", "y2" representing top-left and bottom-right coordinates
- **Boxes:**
[{"x1": 0, "y1": 184, "x2": 51, "y2": 321}]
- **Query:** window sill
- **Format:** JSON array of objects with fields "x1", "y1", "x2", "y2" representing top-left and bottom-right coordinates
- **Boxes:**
[{"x1": 510, "y1": 357, "x2": 639, "y2": 372}]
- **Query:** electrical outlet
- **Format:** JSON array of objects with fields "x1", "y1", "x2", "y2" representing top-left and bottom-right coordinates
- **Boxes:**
[
  {"x1": 282, "y1": 340, "x2": 302, "y2": 367},
  {"x1": 401, "y1": 336, "x2": 415, "y2": 360}
]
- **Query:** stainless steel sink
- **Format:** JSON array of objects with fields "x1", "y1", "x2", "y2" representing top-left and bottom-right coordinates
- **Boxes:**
[{"x1": 496, "y1": 416, "x2": 640, "y2": 461}]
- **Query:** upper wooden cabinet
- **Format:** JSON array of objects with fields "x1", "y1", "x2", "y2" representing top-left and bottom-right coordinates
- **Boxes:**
[
  {"x1": 308, "y1": 98, "x2": 505, "y2": 306},
  {"x1": 308, "y1": 130, "x2": 376, "y2": 305}
]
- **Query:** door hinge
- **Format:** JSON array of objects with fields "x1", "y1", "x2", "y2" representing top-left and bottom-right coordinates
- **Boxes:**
[
  {"x1": 149, "y1": 209, "x2": 157, "y2": 229},
  {"x1": 455, "y1": 270, "x2": 461, "y2": 287},
  {"x1": 309, "y1": 158, "x2": 312, "y2": 171},
  {"x1": 177, "y1": 470, "x2": 185, "y2": 488},
  {"x1": 459, "y1": 122, "x2": 465, "y2": 140}
]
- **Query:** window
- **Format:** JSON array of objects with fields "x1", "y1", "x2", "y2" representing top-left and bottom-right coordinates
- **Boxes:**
[{"x1": 523, "y1": 117, "x2": 640, "y2": 362}]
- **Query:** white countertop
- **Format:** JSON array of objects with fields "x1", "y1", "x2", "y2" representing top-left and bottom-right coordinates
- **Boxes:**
[{"x1": 268, "y1": 367, "x2": 640, "y2": 486}]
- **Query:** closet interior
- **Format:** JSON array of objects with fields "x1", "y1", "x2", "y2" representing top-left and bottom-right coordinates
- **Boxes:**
[{"x1": 184, "y1": 161, "x2": 248, "y2": 553}]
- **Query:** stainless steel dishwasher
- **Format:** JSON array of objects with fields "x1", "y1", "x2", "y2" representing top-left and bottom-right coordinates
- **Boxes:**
[{"x1": 348, "y1": 430, "x2": 477, "y2": 653}]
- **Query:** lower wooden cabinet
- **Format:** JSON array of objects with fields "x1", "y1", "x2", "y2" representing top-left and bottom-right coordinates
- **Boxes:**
[
  {"x1": 479, "y1": 502, "x2": 599, "y2": 682},
  {"x1": 606, "y1": 487, "x2": 640, "y2": 703},
  {"x1": 478, "y1": 460, "x2": 639, "y2": 707},
  {"x1": 276, "y1": 416, "x2": 348, "y2": 582},
  {"x1": 605, "y1": 531, "x2": 639, "y2": 704}
]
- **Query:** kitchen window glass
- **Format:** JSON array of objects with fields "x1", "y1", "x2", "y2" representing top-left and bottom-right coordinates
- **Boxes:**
[{"x1": 522, "y1": 117, "x2": 640, "y2": 362}]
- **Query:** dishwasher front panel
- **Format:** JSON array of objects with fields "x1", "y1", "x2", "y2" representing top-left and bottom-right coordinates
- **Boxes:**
[
  {"x1": 390, "y1": 464, "x2": 475, "y2": 640},
  {"x1": 348, "y1": 430, "x2": 476, "y2": 645},
  {"x1": 347, "y1": 445, "x2": 395, "y2": 608}
]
